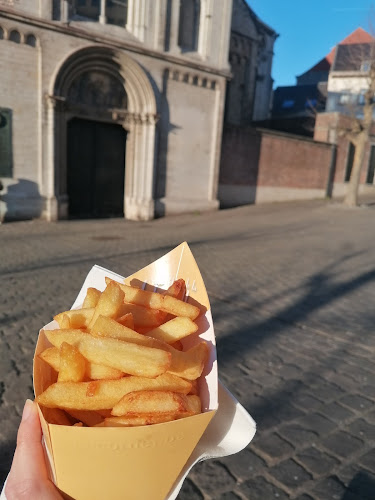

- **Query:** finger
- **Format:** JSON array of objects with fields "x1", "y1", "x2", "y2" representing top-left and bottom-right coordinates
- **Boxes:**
[
  {"x1": 10, "y1": 399, "x2": 49, "y2": 482},
  {"x1": 6, "y1": 400, "x2": 63, "y2": 500}
]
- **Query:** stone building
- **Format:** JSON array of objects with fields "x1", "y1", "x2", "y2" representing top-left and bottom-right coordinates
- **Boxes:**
[
  {"x1": 225, "y1": 0, "x2": 276, "y2": 126},
  {"x1": 218, "y1": 0, "x2": 277, "y2": 208},
  {"x1": 0, "y1": 0, "x2": 233, "y2": 221}
]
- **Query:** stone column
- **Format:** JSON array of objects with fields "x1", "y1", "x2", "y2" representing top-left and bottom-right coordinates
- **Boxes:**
[
  {"x1": 61, "y1": 0, "x2": 69, "y2": 22},
  {"x1": 169, "y1": 0, "x2": 181, "y2": 53},
  {"x1": 99, "y1": 0, "x2": 107, "y2": 24}
]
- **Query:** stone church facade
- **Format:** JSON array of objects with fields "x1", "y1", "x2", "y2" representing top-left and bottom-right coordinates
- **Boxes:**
[
  {"x1": 0, "y1": 0, "x2": 274, "y2": 221},
  {"x1": 0, "y1": 0, "x2": 232, "y2": 221}
]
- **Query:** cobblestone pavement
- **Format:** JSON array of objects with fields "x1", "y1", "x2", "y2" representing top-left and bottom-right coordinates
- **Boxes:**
[{"x1": 2, "y1": 199, "x2": 375, "y2": 499}]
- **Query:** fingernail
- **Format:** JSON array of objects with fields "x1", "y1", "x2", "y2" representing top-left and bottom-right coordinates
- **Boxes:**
[{"x1": 22, "y1": 399, "x2": 34, "y2": 422}]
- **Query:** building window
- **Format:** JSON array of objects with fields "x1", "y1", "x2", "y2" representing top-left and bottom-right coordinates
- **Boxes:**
[
  {"x1": 25, "y1": 34, "x2": 37, "y2": 47},
  {"x1": 339, "y1": 91, "x2": 350, "y2": 105},
  {"x1": 75, "y1": 0, "x2": 100, "y2": 20},
  {"x1": 345, "y1": 142, "x2": 355, "y2": 182},
  {"x1": 106, "y1": 0, "x2": 128, "y2": 27},
  {"x1": 9, "y1": 30, "x2": 21, "y2": 43},
  {"x1": 74, "y1": 0, "x2": 128, "y2": 26},
  {"x1": 361, "y1": 60, "x2": 371, "y2": 72},
  {"x1": 0, "y1": 109, "x2": 13, "y2": 177},
  {"x1": 0, "y1": 27, "x2": 4, "y2": 40},
  {"x1": 281, "y1": 99, "x2": 295, "y2": 109},
  {"x1": 178, "y1": 0, "x2": 200, "y2": 52},
  {"x1": 358, "y1": 89, "x2": 367, "y2": 105},
  {"x1": 305, "y1": 98, "x2": 317, "y2": 109}
]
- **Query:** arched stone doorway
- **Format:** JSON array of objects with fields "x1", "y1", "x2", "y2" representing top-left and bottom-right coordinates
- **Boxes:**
[{"x1": 47, "y1": 46, "x2": 158, "y2": 220}]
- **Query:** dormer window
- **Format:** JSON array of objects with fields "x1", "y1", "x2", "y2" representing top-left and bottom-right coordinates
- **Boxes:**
[{"x1": 178, "y1": 0, "x2": 200, "y2": 52}]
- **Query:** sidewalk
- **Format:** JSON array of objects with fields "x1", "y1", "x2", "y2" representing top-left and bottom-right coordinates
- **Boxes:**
[{"x1": 1, "y1": 198, "x2": 375, "y2": 499}]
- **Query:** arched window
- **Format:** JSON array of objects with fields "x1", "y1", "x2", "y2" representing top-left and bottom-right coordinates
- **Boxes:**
[
  {"x1": 25, "y1": 34, "x2": 37, "y2": 47},
  {"x1": 9, "y1": 30, "x2": 21, "y2": 43},
  {"x1": 178, "y1": 0, "x2": 200, "y2": 52},
  {"x1": 0, "y1": 27, "x2": 4, "y2": 40}
]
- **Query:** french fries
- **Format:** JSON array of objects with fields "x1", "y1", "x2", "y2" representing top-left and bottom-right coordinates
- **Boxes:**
[{"x1": 36, "y1": 278, "x2": 208, "y2": 428}]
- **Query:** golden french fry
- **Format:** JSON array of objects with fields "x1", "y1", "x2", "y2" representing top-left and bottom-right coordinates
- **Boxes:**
[
  {"x1": 45, "y1": 329, "x2": 171, "y2": 378},
  {"x1": 39, "y1": 346, "x2": 124, "y2": 380},
  {"x1": 166, "y1": 342, "x2": 209, "y2": 380},
  {"x1": 82, "y1": 288, "x2": 101, "y2": 309},
  {"x1": 66, "y1": 409, "x2": 104, "y2": 427},
  {"x1": 117, "y1": 303, "x2": 165, "y2": 328},
  {"x1": 54, "y1": 308, "x2": 94, "y2": 329},
  {"x1": 88, "y1": 281, "x2": 125, "y2": 330},
  {"x1": 98, "y1": 414, "x2": 178, "y2": 427},
  {"x1": 105, "y1": 278, "x2": 200, "y2": 320},
  {"x1": 165, "y1": 279, "x2": 186, "y2": 300},
  {"x1": 146, "y1": 316, "x2": 198, "y2": 344},
  {"x1": 91, "y1": 316, "x2": 149, "y2": 343},
  {"x1": 58, "y1": 342, "x2": 87, "y2": 383},
  {"x1": 87, "y1": 363, "x2": 124, "y2": 381},
  {"x1": 91, "y1": 316, "x2": 207, "y2": 379},
  {"x1": 36, "y1": 373, "x2": 192, "y2": 410},
  {"x1": 186, "y1": 395, "x2": 201, "y2": 414},
  {"x1": 117, "y1": 312, "x2": 134, "y2": 330},
  {"x1": 111, "y1": 390, "x2": 190, "y2": 416},
  {"x1": 60, "y1": 314, "x2": 71, "y2": 329}
]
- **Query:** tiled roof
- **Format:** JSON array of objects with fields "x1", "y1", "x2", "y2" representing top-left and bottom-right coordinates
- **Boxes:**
[{"x1": 301, "y1": 28, "x2": 374, "y2": 75}]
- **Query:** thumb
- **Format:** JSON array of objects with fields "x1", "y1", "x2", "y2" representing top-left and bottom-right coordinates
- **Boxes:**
[{"x1": 6, "y1": 400, "x2": 62, "y2": 499}]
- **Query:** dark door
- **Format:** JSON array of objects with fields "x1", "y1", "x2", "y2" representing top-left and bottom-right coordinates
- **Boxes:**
[
  {"x1": 344, "y1": 142, "x2": 355, "y2": 182},
  {"x1": 67, "y1": 118, "x2": 126, "y2": 218},
  {"x1": 367, "y1": 145, "x2": 375, "y2": 184}
]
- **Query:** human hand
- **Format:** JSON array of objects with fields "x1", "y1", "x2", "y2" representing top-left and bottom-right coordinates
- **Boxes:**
[{"x1": 5, "y1": 399, "x2": 63, "y2": 499}]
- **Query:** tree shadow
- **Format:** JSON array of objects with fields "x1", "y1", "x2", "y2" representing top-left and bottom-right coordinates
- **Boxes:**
[{"x1": 342, "y1": 471, "x2": 375, "y2": 500}]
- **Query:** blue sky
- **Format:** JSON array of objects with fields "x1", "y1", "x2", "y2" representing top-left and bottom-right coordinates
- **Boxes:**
[{"x1": 246, "y1": 0, "x2": 375, "y2": 89}]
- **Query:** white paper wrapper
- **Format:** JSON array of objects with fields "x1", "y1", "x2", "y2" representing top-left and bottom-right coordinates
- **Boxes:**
[{"x1": 3, "y1": 243, "x2": 256, "y2": 500}]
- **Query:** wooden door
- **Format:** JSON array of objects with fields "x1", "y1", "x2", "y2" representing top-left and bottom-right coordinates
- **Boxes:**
[{"x1": 67, "y1": 118, "x2": 126, "y2": 218}]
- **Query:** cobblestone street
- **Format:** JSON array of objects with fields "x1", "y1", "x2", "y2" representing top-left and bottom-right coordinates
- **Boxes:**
[{"x1": 2, "y1": 199, "x2": 375, "y2": 499}]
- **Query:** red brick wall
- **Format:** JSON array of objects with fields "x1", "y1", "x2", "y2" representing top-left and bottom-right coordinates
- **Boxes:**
[
  {"x1": 219, "y1": 126, "x2": 261, "y2": 185},
  {"x1": 220, "y1": 126, "x2": 332, "y2": 190},
  {"x1": 257, "y1": 132, "x2": 332, "y2": 189}
]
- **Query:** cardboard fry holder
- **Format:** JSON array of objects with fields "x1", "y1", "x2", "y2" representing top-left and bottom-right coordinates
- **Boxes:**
[{"x1": 33, "y1": 242, "x2": 256, "y2": 500}]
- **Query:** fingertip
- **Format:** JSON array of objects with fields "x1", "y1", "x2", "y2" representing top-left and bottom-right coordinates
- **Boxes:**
[
  {"x1": 21, "y1": 399, "x2": 35, "y2": 422},
  {"x1": 17, "y1": 399, "x2": 42, "y2": 445}
]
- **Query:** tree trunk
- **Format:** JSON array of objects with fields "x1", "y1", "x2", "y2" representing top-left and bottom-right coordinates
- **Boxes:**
[{"x1": 343, "y1": 133, "x2": 366, "y2": 206}]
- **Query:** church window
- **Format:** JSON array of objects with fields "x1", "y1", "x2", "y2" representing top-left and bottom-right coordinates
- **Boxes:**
[
  {"x1": 25, "y1": 34, "x2": 37, "y2": 47},
  {"x1": 106, "y1": 0, "x2": 128, "y2": 27},
  {"x1": 75, "y1": 0, "x2": 100, "y2": 20},
  {"x1": 178, "y1": 0, "x2": 200, "y2": 52},
  {"x1": 74, "y1": 0, "x2": 128, "y2": 26},
  {"x1": 9, "y1": 30, "x2": 21, "y2": 43}
]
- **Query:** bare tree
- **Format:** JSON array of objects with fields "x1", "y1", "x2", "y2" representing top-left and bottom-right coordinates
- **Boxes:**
[{"x1": 335, "y1": 40, "x2": 375, "y2": 206}]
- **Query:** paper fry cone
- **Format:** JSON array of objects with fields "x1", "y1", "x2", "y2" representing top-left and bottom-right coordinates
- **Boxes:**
[{"x1": 33, "y1": 242, "x2": 218, "y2": 500}]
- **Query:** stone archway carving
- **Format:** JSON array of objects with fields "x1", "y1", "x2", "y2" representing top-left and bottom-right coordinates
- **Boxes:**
[{"x1": 46, "y1": 45, "x2": 158, "y2": 221}]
